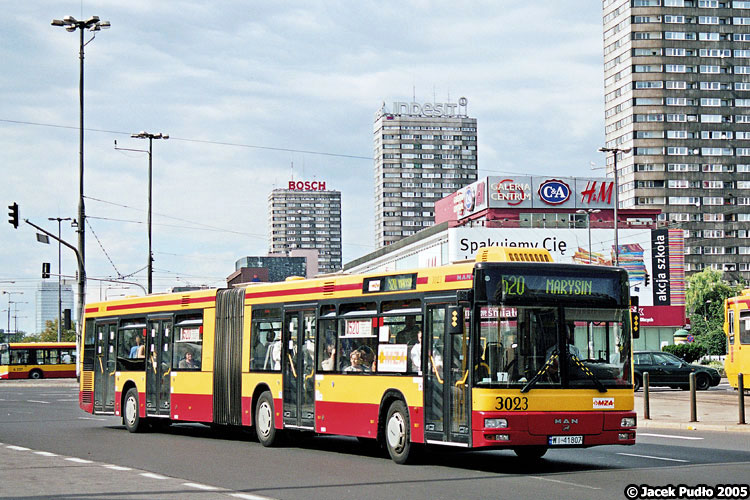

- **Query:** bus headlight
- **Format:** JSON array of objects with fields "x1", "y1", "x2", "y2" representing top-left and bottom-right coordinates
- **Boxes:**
[
  {"x1": 484, "y1": 418, "x2": 508, "y2": 429},
  {"x1": 621, "y1": 417, "x2": 636, "y2": 427}
]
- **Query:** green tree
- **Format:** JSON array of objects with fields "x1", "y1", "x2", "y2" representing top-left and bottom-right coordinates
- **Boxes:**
[
  {"x1": 685, "y1": 269, "x2": 742, "y2": 356},
  {"x1": 38, "y1": 319, "x2": 76, "y2": 342}
]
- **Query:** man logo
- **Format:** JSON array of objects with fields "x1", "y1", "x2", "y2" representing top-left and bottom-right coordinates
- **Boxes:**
[{"x1": 538, "y1": 179, "x2": 571, "y2": 205}]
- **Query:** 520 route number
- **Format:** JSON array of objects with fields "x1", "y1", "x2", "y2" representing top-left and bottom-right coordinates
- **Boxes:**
[{"x1": 495, "y1": 396, "x2": 529, "y2": 411}]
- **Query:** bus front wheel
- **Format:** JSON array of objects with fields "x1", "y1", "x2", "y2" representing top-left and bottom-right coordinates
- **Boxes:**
[
  {"x1": 255, "y1": 391, "x2": 278, "y2": 447},
  {"x1": 385, "y1": 400, "x2": 414, "y2": 464},
  {"x1": 28, "y1": 369, "x2": 43, "y2": 380},
  {"x1": 123, "y1": 388, "x2": 146, "y2": 433}
]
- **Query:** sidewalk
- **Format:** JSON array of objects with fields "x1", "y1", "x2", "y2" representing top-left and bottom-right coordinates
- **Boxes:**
[{"x1": 635, "y1": 380, "x2": 750, "y2": 433}]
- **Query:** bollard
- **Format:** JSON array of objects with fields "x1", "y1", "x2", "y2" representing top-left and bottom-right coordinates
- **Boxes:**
[
  {"x1": 689, "y1": 372, "x2": 697, "y2": 422},
  {"x1": 643, "y1": 372, "x2": 650, "y2": 420},
  {"x1": 740, "y1": 373, "x2": 746, "y2": 425}
]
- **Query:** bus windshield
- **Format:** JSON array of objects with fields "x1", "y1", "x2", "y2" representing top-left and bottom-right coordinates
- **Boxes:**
[{"x1": 474, "y1": 305, "x2": 631, "y2": 390}]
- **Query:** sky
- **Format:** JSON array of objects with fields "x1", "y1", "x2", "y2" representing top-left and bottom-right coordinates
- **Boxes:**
[{"x1": 0, "y1": 1, "x2": 607, "y2": 335}]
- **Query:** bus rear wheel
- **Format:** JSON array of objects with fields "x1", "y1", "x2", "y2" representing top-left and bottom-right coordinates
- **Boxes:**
[
  {"x1": 255, "y1": 391, "x2": 278, "y2": 447},
  {"x1": 385, "y1": 400, "x2": 415, "y2": 464},
  {"x1": 123, "y1": 388, "x2": 146, "y2": 433},
  {"x1": 513, "y1": 446, "x2": 548, "y2": 460},
  {"x1": 28, "y1": 369, "x2": 43, "y2": 380}
]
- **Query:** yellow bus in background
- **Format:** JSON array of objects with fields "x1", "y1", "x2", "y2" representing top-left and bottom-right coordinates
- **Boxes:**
[
  {"x1": 724, "y1": 289, "x2": 750, "y2": 389},
  {"x1": 0, "y1": 342, "x2": 77, "y2": 379},
  {"x1": 79, "y1": 248, "x2": 636, "y2": 463}
]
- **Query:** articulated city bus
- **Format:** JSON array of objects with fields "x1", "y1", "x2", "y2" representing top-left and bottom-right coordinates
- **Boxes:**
[
  {"x1": 79, "y1": 247, "x2": 636, "y2": 463},
  {"x1": 724, "y1": 289, "x2": 750, "y2": 389},
  {"x1": 0, "y1": 342, "x2": 77, "y2": 379}
]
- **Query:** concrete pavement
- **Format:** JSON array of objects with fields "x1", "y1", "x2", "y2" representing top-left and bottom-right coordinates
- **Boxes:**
[{"x1": 635, "y1": 379, "x2": 750, "y2": 432}]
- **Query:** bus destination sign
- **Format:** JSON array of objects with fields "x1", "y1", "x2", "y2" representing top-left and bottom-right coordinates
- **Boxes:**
[
  {"x1": 490, "y1": 271, "x2": 623, "y2": 306},
  {"x1": 363, "y1": 273, "x2": 418, "y2": 294}
]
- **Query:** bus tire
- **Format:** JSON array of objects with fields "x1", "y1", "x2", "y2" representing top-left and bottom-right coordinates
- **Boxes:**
[
  {"x1": 385, "y1": 400, "x2": 414, "y2": 464},
  {"x1": 28, "y1": 369, "x2": 43, "y2": 380},
  {"x1": 513, "y1": 446, "x2": 548, "y2": 460},
  {"x1": 123, "y1": 388, "x2": 146, "y2": 433},
  {"x1": 255, "y1": 391, "x2": 278, "y2": 447}
]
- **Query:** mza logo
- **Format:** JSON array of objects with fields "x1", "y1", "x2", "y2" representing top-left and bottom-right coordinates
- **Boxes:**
[
  {"x1": 464, "y1": 186, "x2": 475, "y2": 211},
  {"x1": 538, "y1": 179, "x2": 571, "y2": 205},
  {"x1": 593, "y1": 397, "x2": 615, "y2": 409}
]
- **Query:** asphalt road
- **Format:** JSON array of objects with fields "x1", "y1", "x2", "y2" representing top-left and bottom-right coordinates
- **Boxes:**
[{"x1": 1, "y1": 382, "x2": 749, "y2": 500}]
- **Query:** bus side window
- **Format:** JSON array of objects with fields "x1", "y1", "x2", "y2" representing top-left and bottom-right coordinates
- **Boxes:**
[{"x1": 741, "y1": 311, "x2": 750, "y2": 345}]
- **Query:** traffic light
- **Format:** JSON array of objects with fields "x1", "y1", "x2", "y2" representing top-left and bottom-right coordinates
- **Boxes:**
[
  {"x1": 42, "y1": 262, "x2": 51, "y2": 279},
  {"x1": 63, "y1": 309, "x2": 71, "y2": 330},
  {"x1": 7, "y1": 202, "x2": 18, "y2": 229}
]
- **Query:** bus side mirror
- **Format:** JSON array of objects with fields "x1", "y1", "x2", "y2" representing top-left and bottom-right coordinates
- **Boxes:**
[{"x1": 447, "y1": 306, "x2": 464, "y2": 335}]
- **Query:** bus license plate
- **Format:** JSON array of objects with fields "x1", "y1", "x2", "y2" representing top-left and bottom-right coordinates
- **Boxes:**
[{"x1": 548, "y1": 435, "x2": 583, "y2": 446}]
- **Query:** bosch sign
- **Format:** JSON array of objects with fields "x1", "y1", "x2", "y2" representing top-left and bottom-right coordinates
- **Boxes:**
[
  {"x1": 288, "y1": 181, "x2": 327, "y2": 191},
  {"x1": 538, "y1": 179, "x2": 571, "y2": 205}
]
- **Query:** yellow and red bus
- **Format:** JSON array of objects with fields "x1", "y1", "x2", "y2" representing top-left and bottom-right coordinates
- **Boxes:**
[
  {"x1": 79, "y1": 247, "x2": 636, "y2": 462},
  {"x1": 724, "y1": 289, "x2": 750, "y2": 389},
  {"x1": 1, "y1": 342, "x2": 77, "y2": 379}
]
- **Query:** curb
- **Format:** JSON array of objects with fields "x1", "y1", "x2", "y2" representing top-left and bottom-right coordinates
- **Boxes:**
[{"x1": 638, "y1": 419, "x2": 750, "y2": 433}]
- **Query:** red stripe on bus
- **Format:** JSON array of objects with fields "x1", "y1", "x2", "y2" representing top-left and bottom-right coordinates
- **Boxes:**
[
  {"x1": 244, "y1": 282, "x2": 362, "y2": 301},
  {"x1": 105, "y1": 295, "x2": 216, "y2": 312},
  {"x1": 171, "y1": 393, "x2": 213, "y2": 422},
  {"x1": 85, "y1": 307, "x2": 99, "y2": 313},
  {"x1": 417, "y1": 277, "x2": 428, "y2": 285},
  {"x1": 729, "y1": 298, "x2": 750, "y2": 308},
  {"x1": 445, "y1": 273, "x2": 472, "y2": 282}
]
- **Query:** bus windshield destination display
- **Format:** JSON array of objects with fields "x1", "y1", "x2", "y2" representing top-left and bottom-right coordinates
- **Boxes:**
[{"x1": 486, "y1": 270, "x2": 624, "y2": 306}]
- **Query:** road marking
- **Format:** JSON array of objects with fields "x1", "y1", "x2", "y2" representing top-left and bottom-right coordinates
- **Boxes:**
[
  {"x1": 183, "y1": 482, "x2": 220, "y2": 491},
  {"x1": 6, "y1": 445, "x2": 30, "y2": 451},
  {"x1": 34, "y1": 451, "x2": 58, "y2": 457},
  {"x1": 639, "y1": 432, "x2": 704, "y2": 440},
  {"x1": 27, "y1": 400, "x2": 50, "y2": 404},
  {"x1": 65, "y1": 457, "x2": 93, "y2": 463},
  {"x1": 78, "y1": 416, "x2": 108, "y2": 421},
  {"x1": 618, "y1": 452, "x2": 689, "y2": 463},
  {"x1": 531, "y1": 476, "x2": 601, "y2": 490},
  {"x1": 57, "y1": 399, "x2": 79, "y2": 402},
  {"x1": 141, "y1": 472, "x2": 168, "y2": 480},
  {"x1": 230, "y1": 494, "x2": 278, "y2": 500},
  {"x1": 102, "y1": 464, "x2": 131, "y2": 471}
]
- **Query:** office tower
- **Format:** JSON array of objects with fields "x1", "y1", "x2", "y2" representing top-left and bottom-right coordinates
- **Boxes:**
[
  {"x1": 603, "y1": 0, "x2": 750, "y2": 280},
  {"x1": 268, "y1": 183, "x2": 342, "y2": 274},
  {"x1": 373, "y1": 98, "x2": 478, "y2": 248},
  {"x1": 35, "y1": 280, "x2": 74, "y2": 334}
]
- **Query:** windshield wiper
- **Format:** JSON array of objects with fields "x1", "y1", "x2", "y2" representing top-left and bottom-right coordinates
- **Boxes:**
[
  {"x1": 571, "y1": 354, "x2": 608, "y2": 393},
  {"x1": 520, "y1": 350, "x2": 558, "y2": 393}
]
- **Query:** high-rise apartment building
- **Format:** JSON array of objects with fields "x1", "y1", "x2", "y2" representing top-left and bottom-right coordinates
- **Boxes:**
[
  {"x1": 268, "y1": 182, "x2": 342, "y2": 274},
  {"x1": 35, "y1": 280, "x2": 74, "y2": 334},
  {"x1": 373, "y1": 98, "x2": 478, "y2": 247},
  {"x1": 603, "y1": 0, "x2": 750, "y2": 280}
]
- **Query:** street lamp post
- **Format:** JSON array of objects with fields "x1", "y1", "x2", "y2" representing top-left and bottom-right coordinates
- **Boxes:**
[
  {"x1": 576, "y1": 209, "x2": 601, "y2": 264},
  {"x1": 598, "y1": 147, "x2": 631, "y2": 267},
  {"x1": 51, "y1": 14, "x2": 110, "y2": 345},
  {"x1": 116, "y1": 132, "x2": 169, "y2": 294},
  {"x1": 48, "y1": 217, "x2": 72, "y2": 341},
  {"x1": 1, "y1": 291, "x2": 23, "y2": 334}
]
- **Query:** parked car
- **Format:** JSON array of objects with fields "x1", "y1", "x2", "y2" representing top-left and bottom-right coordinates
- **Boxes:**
[{"x1": 633, "y1": 351, "x2": 721, "y2": 391}]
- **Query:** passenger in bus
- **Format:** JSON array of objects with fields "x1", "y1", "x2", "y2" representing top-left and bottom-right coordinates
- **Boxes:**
[
  {"x1": 321, "y1": 342, "x2": 336, "y2": 371},
  {"x1": 396, "y1": 316, "x2": 420, "y2": 345},
  {"x1": 410, "y1": 330, "x2": 422, "y2": 371},
  {"x1": 344, "y1": 348, "x2": 370, "y2": 372},
  {"x1": 129, "y1": 334, "x2": 145, "y2": 359},
  {"x1": 179, "y1": 349, "x2": 199, "y2": 369},
  {"x1": 264, "y1": 331, "x2": 282, "y2": 370}
]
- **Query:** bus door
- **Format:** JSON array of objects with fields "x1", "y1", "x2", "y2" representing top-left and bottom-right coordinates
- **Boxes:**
[
  {"x1": 282, "y1": 307, "x2": 316, "y2": 429},
  {"x1": 423, "y1": 303, "x2": 471, "y2": 445},
  {"x1": 94, "y1": 321, "x2": 117, "y2": 413},
  {"x1": 145, "y1": 317, "x2": 173, "y2": 417}
]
